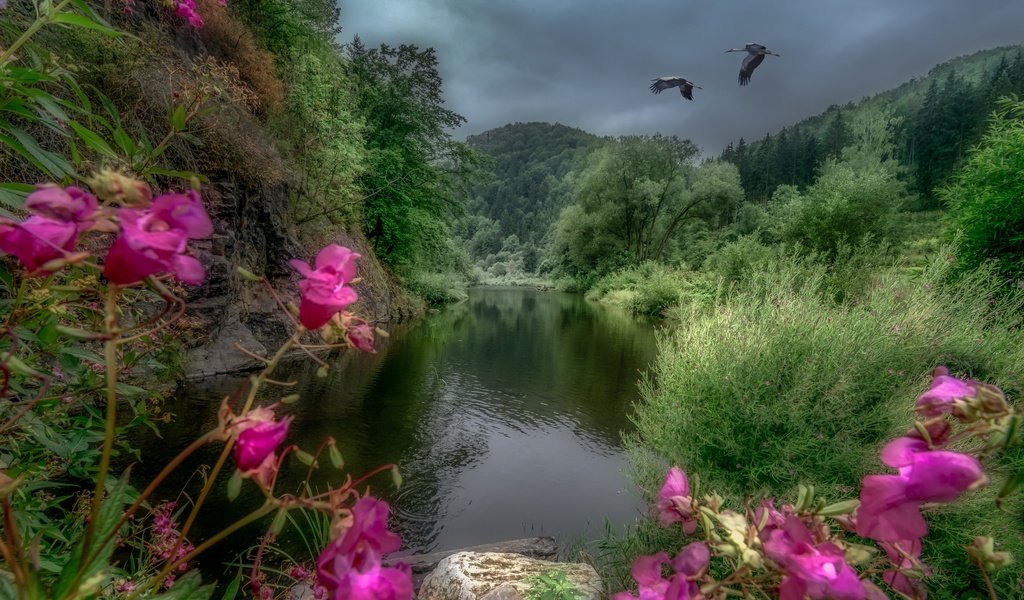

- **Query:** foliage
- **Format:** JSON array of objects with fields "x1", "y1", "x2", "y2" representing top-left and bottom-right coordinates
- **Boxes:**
[
  {"x1": 525, "y1": 570, "x2": 586, "y2": 600},
  {"x1": 586, "y1": 263, "x2": 715, "y2": 317},
  {"x1": 345, "y1": 38, "x2": 478, "y2": 271},
  {"x1": 402, "y1": 271, "x2": 469, "y2": 307},
  {"x1": 942, "y1": 96, "x2": 1024, "y2": 287},
  {"x1": 611, "y1": 360, "x2": 1021, "y2": 599},
  {"x1": 461, "y1": 122, "x2": 603, "y2": 254},
  {"x1": 626, "y1": 250, "x2": 1024, "y2": 596},
  {"x1": 719, "y1": 46, "x2": 1024, "y2": 205}
]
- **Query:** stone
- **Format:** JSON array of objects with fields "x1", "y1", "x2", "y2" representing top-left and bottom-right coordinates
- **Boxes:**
[
  {"x1": 417, "y1": 552, "x2": 601, "y2": 600},
  {"x1": 479, "y1": 584, "x2": 524, "y2": 600}
]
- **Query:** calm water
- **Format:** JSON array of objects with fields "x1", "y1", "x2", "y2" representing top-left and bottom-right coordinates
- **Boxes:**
[{"x1": 145, "y1": 287, "x2": 658, "y2": 561}]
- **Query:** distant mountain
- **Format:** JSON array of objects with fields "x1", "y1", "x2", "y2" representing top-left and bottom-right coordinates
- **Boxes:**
[
  {"x1": 463, "y1": 122, "x2": 604, "y2": 248},
  {"x1": 719, "y1": 45, "x2": 1024, "y2": 205}
]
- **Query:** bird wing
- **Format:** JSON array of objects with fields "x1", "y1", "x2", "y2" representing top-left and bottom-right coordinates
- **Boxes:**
[
  {"x1": 739, "y1": 53, "x2": 766, "y2": 86},
  {"x1": 650, "y1": 77, "x2": 684, "y2": 94},
  {"x1": 679, "y1": 82, "x2": 694, "y2": 100}
]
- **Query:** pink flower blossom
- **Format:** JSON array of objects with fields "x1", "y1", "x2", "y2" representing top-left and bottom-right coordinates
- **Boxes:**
[
  {"x1": 103, "y1": 190, "x2": 212, "y2": 285},
  {"x1": 232, "y1": 407, "x2": 291, "y2": 487},
  {"x1": 657, "y1": 467, "x2": 698, "y2": 535},
  {"x1": 290, "y1": 244, "x2": 360, "y2": 330},
  {"x1": 879, "y1": 539, "x2": 929, "y2": 599},
  {"x1": 612, "y1": 543, "x2": 709, "y2": 600},
  {"x1": 316, "y1": 552, "x2": 412, "y2": 600},
  {"x1": 174, "y1": 0, "x2": 204, "y2": 26},
  {"x1": 857, "y1": 446, "x2": 985, "y2": 543},
  {"x1": 762, "y1": 517, "x2": 866, "y2": 600},
  {"x1": 316, "y1": 497, "x2": 411, "y2": 600},
  {"x1": 915, "y1": 366, "x2": 976, "y2": 416},
  {"x1": 23, "y1": 185, "x2": 115, "y2": 232},
  {"x1": 0, "y1": 216, "x2": 77, "y2": 275},
  {"x1": 347, "y1": 323, "x2": 376, "y2": 353}
]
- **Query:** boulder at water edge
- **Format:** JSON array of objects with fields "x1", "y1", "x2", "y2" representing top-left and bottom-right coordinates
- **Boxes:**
[{"x1": 417, "y1": 552, "x2": 601, "y2": 600}]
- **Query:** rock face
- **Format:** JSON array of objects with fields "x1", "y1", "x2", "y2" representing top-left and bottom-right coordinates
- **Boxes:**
[
  {"x1": 182, "y1": 176, "x2": 419, "y2": 378},
  {"x1": 417, "y1": 552, "x2": 602, "y2": 600}
]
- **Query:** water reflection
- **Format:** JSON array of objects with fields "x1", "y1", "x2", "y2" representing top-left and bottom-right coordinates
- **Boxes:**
[{"x1": 152, "y1": 287, "x2": 658, "y2": 559}]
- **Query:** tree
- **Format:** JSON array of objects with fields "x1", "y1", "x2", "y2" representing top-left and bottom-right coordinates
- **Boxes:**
[
  {"x1": 552, "y1": 137, "x2": 744, "y2": 277},
  {"x1": 345, "y1": 39, "x2": 478, "y2": 269},
  {"x1": 942, "y1": 97, "x2": 1024, "y2": 286}
]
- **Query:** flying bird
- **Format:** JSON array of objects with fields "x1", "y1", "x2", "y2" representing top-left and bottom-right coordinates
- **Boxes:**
[
  {"x1": 725, "y1": 43, "x2": 780, "y2": 86},
  {"x1": 649, "y1": 77, "x2": 702, "y2": 101}
]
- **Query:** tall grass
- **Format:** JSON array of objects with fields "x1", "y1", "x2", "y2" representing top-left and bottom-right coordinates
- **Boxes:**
[{"x1": 622, "y1": 249, "x2": 1024, "y2": 596}]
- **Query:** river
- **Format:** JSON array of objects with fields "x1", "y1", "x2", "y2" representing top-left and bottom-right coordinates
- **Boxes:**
[{"x1": 146, "y1": 287, "x2": 659, "y2": 564}]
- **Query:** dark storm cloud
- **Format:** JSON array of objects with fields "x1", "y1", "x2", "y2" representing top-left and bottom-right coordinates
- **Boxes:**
[{"x1": 342, "y1": 0, "x2": 1024, "y2": 153}]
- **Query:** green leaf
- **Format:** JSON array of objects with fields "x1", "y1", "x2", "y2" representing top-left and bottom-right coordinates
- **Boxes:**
[
  {"x1": 52, "y1": 476, "x2": 131, "y2": 598},
  {"x1": 50, "y1": 12, "x2": 122, "y2": 37},
  {"x1": 145, "y1": 166, "x2": 205, "y2": 181},
  {"x1": 220, "y1": 574, "x2": 242, "y2": 600},
  {"x1": 171, "y1": 104, "x2": 187, "y2": 132},
  {"x1": 59, "y1": 345, "x2": 104, "y2": 364},
  {"x1": 4, "y1": 124, "x2": 76, "y2": 179},
  {"x1": 112, "y1": 127, "x2": 135, "y2": 156},
  {"x1": 148, "y1": 571, "x2": 215, "y2": 600},
  {"x1": 391, "y1": 465, "x2": 403, "y2": 490},
  {"x1": 67, "y1": 120, "x2": 117, "y2": 159}
]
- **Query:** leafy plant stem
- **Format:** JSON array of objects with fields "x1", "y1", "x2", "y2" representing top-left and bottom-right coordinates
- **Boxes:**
[
  {"x1": 80, "y1": 285, "x2": 120, "y2": 571},
  {"x1": 0, "y1": 0, "x2": 74, "y2": 66}
]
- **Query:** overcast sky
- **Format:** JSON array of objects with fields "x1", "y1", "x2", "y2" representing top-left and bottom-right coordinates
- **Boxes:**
[{"x1": 340, "y1": 1, "x2": 1024, "y2": 154}]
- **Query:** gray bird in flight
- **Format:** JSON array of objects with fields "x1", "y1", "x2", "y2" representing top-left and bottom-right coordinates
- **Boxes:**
[
  {"x1": 725, "y1": 43, "x2": 780, "y2": 86},
  {"x1": 649, "y1": 77, "x2": 702, "y2": 100}
]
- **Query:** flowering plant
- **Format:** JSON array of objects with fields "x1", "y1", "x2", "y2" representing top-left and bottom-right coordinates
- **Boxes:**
[
  {"x1": 0, "y1": 173, "x2": 407, "y2": 599},
  {"x1": 615, "y1": 368, "x2": 1020, "y2": 600}
]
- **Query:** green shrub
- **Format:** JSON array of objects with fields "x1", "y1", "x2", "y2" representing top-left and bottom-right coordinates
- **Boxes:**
[
  {"x1": 627, "y1": 250, "x2": 1024, "y2": 596},
  {"x1": 403, "y1": 271, "x2": 468, "y2": 306},
  {"x1": 942, "y1": 96, "x2": 1024, "y2": 287}
]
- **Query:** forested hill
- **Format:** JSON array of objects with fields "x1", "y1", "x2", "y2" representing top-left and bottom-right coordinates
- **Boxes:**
[
  {"x1": 719, "y1": 45, "x2": 1024, "y2": 205},
  {"x1": 458, "y1": 123, "x2": 603, "y2": 258}
]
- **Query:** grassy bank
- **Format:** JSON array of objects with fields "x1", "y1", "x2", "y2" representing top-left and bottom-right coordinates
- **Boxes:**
[{"x1": 600, "y1": 250, "x2": 1024, "y2": 597}]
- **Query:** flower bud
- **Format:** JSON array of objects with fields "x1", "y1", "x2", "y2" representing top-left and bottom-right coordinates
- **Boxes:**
[
  {"x1": 967, "y1": 536, "x2": 1014, "y2": 572},
  {"x1": 86, "y1": 170, "x2": 152, "y2": 207}
]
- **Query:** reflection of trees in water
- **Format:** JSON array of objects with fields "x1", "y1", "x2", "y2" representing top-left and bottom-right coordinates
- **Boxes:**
[
  {"x1": 446, "y1": 288, "x2": 659, "y2": 443},
  {"x1": 144, "y1": 289, "x2": 657, "y2": 559}
]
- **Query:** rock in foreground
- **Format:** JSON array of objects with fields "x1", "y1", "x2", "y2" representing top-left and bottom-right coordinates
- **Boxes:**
[{"x1": 418, "y1": 552, "x2": 601, "y2": 600}]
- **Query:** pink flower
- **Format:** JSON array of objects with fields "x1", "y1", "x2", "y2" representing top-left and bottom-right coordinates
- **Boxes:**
[
  {"x1": 657, "y1": 467, "x2": 698, "y2": 535},
  {"x1": 879, "y1": 539, "x2": 929, "y2": 599},
  {"x1": 347, "y1": 323, "x2": 376, "y2": 353},
  {"x1": 290, "y1": 245, "x2": 360, "y2": 330},
  {"x1": 316, "y1": 497, "x2": 411, "y2": 600},
  {"x1": 334, "y1": 497, "x2": 402, "y2": 558},
  {"x1": 762, "y1": 517, "x2": 866, "y2": 600},
  {"x1": 232, "y1": 407, "x2": 291, "y2": 487},
  {"x1": 0, "y1": 216, "x2": 77, "y2": 275},
  {"x1": 316, "y1": 552, "x2": 412, "y2": 600},
  {"x1": 103, "y1": 190, "x2": 212, "y2": 285},
  {"x1": 174, "y1": 0, "x2": 204, "y2": 26},
  {"x1": 612, "y1": 543, "x2": 709, "y2": 600},
  {"x1": 22, "y1": 184, "x2": 116, "y2": 233},
  {"x1": 915, "y1": 366, "x2": 976, "y2": 416},
  {"x1": 856, "y1": 445, "x2": 985, "y2": 543}
]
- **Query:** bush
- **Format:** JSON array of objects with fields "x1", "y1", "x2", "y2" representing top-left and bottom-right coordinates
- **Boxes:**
[
  {"x1": 403, "y1": 271, "x2": 468, "y2": 306},
  {"x1": 586, "y1": 263, "x2": 713, "y2": 317},
  {"x1": 627, "y1": 250, "x2": 1024, "y2": 595},
  {"x1": 942, "y1": 97, "x2": 1024, "y2": 287}
]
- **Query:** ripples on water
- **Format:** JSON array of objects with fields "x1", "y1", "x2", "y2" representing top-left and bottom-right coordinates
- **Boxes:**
[{"x1": 149, "y1": 287, "x2": 659, "y2": 560}]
